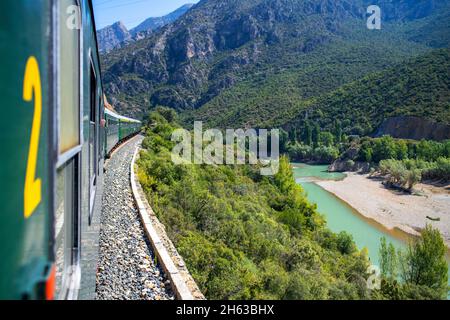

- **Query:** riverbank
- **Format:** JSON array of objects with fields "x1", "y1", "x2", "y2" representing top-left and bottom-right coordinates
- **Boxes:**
[{"x1": 316, "y1": 173, "x2": 450, "y2": 248}]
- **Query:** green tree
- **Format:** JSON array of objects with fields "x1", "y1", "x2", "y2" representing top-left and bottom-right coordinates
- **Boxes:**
[
  {"x1": 395, "y1": 140, "x2": 408, "y2": 160},
  {"x1": 405, "y1": 169, "x2": 422, "y2": 190},
  {"x1": 320, "y1": 132, "x2": 335, "y2": 147},
  {"x1": 154, "y1": 105, "x2": 178, "y2": 123},
  {"x1": 312, "y1": 123, "x2": 321, "y2": 148},
  {"x1": 362, "y1": 146, "x2": 373, "y2": 162},
  {"x1": 292, "y1": 128, "x2": 299, "y2": 143},
  {"x1": 373, "y1": 136, "x2": 397, "y2": 162},
  {"x1": 379, "y1": 237, "x2": 398, "y2": 279},
  {"x1": 279, "y1": 129, "x2": 289, "y2": 153},
  {"x1": 333, "y1": 120, "x2": 342, "y2": 144},
  {"x1": 336, "y1": 232, "x2": 356, "y2": 255},
  {"x1": 303, "y1": 121, "x2": 313, "y2": 146},
  {"x1": 400, "y1": 225, "x2": 448, "y2": 298}
]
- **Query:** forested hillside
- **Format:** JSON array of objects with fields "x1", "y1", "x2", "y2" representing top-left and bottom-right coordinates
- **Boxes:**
[
  {"x1": 284, "y1": 49, "x2": 450, "y2": 137},
  {"x1": 101, "y1": 0, "x2": 450, "y2": 130}
]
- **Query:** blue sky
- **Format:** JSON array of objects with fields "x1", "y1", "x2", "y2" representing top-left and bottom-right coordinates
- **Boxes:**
[{"x1": 93, "y1": 0, "x2": 200, "y2": 30}]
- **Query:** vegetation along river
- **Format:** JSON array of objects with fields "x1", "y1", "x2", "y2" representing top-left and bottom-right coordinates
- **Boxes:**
[{"x1": 292, "y1": 163, "x2": 450, "y2": 298}]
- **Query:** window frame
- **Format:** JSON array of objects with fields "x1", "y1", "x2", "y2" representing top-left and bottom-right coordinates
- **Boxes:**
[
  {"x1": 53, "y1": 0, "x2": 83, "y2": 300},
  {"x1": 88, "y1": 53, "x2": 98, "y2": 221},
  {"x1": 57, "y1": 0, "x2": 83, "y2": 166}
]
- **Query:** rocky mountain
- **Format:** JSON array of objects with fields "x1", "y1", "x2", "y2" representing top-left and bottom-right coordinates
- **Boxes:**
[
  {"x1": 101, "y1": 0, "x2": 450, "y2": 129},
  {"x1": 97, "y1": 21, "x2": 131, "y2": 53},
  {"x1": 131, "y1": 4, "x2": 195, "y2": 35},
  {"x1": 97, "y1": 3, "x2": 195, "y2": 53}
]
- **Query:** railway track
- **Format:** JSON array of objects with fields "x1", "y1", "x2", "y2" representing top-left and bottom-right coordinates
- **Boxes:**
[{"x1": 96, "y1": 136, "x2": 175, "y2": 300}]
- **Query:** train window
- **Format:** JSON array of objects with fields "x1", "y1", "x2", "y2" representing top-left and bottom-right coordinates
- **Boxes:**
[
  {"x1": 59, "y1": 0, "x2": 81, "y2": 155},
  {"x1": 89, "y1": 62, "x2": 97, "y2": 189},
  {"x1": 54, "y1": 157, "x2": 79, "y2": 299},
  {"x1": 98, "y1": 92, "x2": 103, "y2": 171},
  {"x1": 90, "y1": 69, "x2": 96, "y2": 124},
  {"x1": 88, "y1": 60, "x2": 99, "y2": 220}
]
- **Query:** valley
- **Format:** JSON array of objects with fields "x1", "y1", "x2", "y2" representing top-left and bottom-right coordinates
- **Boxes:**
[{"x1": 98, "y1": 0, "x2": 450, "y2": 300}]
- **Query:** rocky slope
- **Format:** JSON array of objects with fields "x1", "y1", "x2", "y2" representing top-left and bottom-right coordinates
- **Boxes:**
[
  {"x1": 97, "y1": 21, "x2": 132, "y2": 53},
  {"x1": 101, "y1": 0, "x2": 450, "y2": 126},
  {"x1": 375, "y1": 116, "x2": 450, "y2": 141},
  {"x1": 131, "y1": 4, "x2": 194, "y2": 35},
  {"x1": 97, "y1": 3, "x2": 194, "y2": 53}
]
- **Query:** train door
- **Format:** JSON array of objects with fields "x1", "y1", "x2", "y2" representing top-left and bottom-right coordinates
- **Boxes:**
[
  {"x1": 0, "y1": 1, "x2": 55, "y2": 299},
  {"x1": 88, "y1": 60, "x2": 98, "y2": 219},
  {"x1": 54, "y1": 0, "x2": 82, "y2": 300}
]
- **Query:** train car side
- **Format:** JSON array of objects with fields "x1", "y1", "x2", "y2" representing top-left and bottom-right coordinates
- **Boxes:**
[
  {"x1": 53, "y1": 0, "x2": 105, "y2": 300},
  {"x1": 0, "y1": 1, "x2": 54, "y2": 300},
  {"x1": 104, "y1": 108, "x2": 141, "y2": 155},
  {"x1": 104, "y1": 110, "x2": 120, "y2": 155}
]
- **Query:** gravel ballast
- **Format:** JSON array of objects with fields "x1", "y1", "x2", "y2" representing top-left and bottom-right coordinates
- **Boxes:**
[{"x1": 96, "y1": 135, "x2": 175, "y2": 300}]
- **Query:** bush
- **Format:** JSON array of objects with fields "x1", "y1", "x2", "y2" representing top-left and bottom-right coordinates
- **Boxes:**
[
  {"x1": 377, "y1": 226, "x2": 448, "y2": 300},
  {"x1": 357, "y1": 137, "x2": 450, "y2": 164},
  {"x1": 400, "y1": 225, "x2": 448, "y2": 294},
  {"x1": 336, "y1": 232, "x2": 357, "y2": 255},
  {"x1": 378, "y1": 157, "x2": 450, "y2": 188},
  {"x1": 287, "y1": 142, "x2": 339, "y2": 163},
  {"x1": 423, "y1": 157, "x2": 450, "y2": 181}
]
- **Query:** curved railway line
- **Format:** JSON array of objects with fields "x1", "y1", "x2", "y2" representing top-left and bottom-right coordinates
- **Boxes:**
[{"x1": 96, "y1": 136, "x2": 174, "y2": 300}]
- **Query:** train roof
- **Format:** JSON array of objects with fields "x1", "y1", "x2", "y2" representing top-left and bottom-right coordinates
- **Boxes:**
[{"x1": 105, "y1": 108, "x2": 141, "y2": 123}]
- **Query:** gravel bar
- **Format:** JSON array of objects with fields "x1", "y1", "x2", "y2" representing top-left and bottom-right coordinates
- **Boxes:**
[{"x1": 96, "y1": 135, "x2": 175, "y2": 300}]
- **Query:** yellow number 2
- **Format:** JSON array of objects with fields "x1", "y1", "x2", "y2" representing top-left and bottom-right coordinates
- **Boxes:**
[{"x1": 23, "y1": 56, "x2": 42, "y2": 219}]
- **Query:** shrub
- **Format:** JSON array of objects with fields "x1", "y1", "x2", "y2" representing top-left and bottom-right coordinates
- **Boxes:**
[{"x1": 377, "y1": 226, "x2": 448, "y2": 300}]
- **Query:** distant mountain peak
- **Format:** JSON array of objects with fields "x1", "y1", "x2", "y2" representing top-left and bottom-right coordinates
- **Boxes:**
[
  {"x1": 113, "y1": 20, "x2": 127, "y2": 29},
  {"x1": 174, "y1": 3, "x2": 195, "y2": 11},
  {"x1": 97, "y1": 3, "x2": 194, "y2": 53},
  {"x1": 130, "y1": 3, "x2": 195, "y2": 36},
  {"x1": 97, "y1": 21, "x2": 131, "y2": 53}
]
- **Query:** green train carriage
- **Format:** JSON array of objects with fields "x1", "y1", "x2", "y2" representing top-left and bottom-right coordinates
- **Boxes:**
[
  {"x1": 104, "y1": 108, "x2": 142, "y2": 155},
  {"x1": 0, "y1": 0, "x2": 141, "y2": 300},
  {"x1": 104, "y1": 109, "x2": 120, "y2": 155}
]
